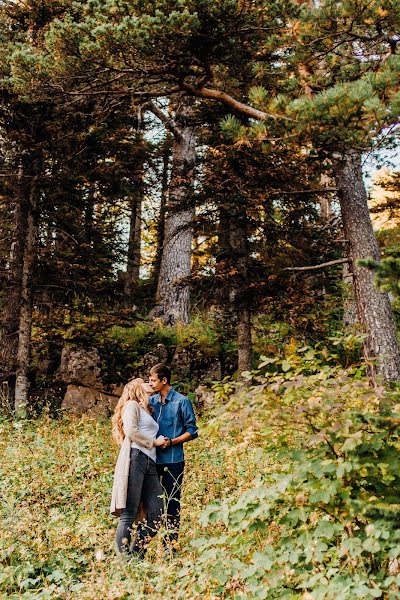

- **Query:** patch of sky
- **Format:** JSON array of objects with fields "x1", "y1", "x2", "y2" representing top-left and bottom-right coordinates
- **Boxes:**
[{"x1": 363, "y1": 127, "x2": 400, "y2": 189}]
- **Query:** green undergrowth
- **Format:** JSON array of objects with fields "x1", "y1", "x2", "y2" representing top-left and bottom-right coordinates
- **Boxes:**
[{"x1": 1, "y1": 351, "x2": 400, "y2": 598}]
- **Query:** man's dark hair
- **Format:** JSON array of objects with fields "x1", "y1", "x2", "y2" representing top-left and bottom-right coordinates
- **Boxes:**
[{"x1": 150, "y1": 363, "x2": 171, "y2": 384}]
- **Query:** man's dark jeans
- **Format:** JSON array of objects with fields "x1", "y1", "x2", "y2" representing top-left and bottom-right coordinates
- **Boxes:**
[
  {"x1": 157, "y1": 461, "x2": 185, "y2": 545},
  {"x1": 115, "y1": 448, "x2": 163, "y2": 556}
]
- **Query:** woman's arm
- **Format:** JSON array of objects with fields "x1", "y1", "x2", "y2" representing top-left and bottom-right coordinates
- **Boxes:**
[{"x1": 122, "y1": 402, "x2": 155, "y2": 450}]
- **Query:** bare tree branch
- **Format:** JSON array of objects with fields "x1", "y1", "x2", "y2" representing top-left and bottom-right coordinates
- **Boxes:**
[
  {"x1": 284, "y1": 258, "x2": 348, "y2": 271},
  {"x1": 180, "y1": 82, "x2": 294, "y2": 122},
  {"x1": 270, "y1": 187, "x2": 338, "y2": 196},
  {"x1": 146, "y1": 101, "x2": 182, "y2": 139}
]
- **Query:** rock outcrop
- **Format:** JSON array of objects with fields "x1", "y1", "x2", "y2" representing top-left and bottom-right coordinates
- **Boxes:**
[
  {"x1": 171, "y1": 347, "x2": 221, "y2": 382},
  {"x1": 63, "y1": 384, "x2": 119, "y2": 417},
  {"x1": 61, "y1": 347, "x2": 118, "y2": 417},
  {"x1": 195, "y1": 384, "x2": 214, "y2": 408},
  {"x1": 60, "y1": 347, "x2": 102, "y2": 387},
  {"x1": 135, "y1": 344, "x2": 169, "y2": 379}
]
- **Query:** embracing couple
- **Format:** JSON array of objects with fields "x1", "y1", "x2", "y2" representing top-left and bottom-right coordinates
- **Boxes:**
[{"x1": 110, "y1": 363, "x2": 198, "y2": 559}]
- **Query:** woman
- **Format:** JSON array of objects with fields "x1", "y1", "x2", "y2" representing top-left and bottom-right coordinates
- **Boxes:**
[{"x1": 110, "y1": 378, "x2": 165, "y2": 557}]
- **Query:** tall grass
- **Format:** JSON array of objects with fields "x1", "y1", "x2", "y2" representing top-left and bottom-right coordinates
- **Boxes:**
[
  {"x1": 0, "y1": 409, "x2": 265, "y2": 598},
  {"x1": 1, "y1": 354, "x2": 400, "y2": 598}
]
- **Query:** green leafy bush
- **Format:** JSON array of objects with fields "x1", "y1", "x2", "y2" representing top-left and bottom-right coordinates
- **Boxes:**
[
  {"x1": 194, "y1": 410, "x2": 400, "y2": 598},
  {"x1": 184, "y1": 362, "x2": 400, "y2": 599}
]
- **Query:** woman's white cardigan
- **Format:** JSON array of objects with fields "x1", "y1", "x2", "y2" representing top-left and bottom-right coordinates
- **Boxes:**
[{"x1": 110, "y1": 401, "x2": 156, "y2": 517}]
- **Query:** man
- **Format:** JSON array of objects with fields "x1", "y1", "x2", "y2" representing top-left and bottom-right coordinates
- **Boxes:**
[{"x1": 148, "y1": 362, "x2": 198, "y2": 549}]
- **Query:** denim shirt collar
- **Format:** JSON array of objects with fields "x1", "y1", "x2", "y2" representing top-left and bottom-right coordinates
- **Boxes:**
[{"x1": 157, "y1": 386, "x2": 175, "y2": 403}]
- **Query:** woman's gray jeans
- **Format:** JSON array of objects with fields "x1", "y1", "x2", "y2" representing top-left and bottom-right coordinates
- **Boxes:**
[{"x1": 115, "y1": 448, "x2": 163, "y2": 557}]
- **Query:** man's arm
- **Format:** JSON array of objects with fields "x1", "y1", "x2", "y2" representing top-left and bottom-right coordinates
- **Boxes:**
[
  {"x1": 161, "y1": 431, "x2": 193, "y2": 449},
  {"x1": 161, "y1": 397, "x2": 198, "y2": 448}
]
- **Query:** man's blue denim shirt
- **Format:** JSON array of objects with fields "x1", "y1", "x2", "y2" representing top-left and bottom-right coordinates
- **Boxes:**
[{"x1": 149, "y1": 387, "x2": 198, "y2": 464}]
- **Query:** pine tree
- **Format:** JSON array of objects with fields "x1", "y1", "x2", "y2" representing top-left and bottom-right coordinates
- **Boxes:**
[
  {"x1": 150, "y1": 99, "x2": 196, "y2": 324},
  {"x1": 7, "y1": 0, "x2": 400, "y2": 382}
]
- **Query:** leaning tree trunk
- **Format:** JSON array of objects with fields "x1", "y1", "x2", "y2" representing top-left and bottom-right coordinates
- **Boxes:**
[
  {"x1": 14, "y1": 167, "x2": 40, "y2": 415},
  {"x1": 154, "y1": 106, "x2": 196, "y2": 325},
  {"x1": 334, "y1": 150, "x2": 400, "y2": 383}
]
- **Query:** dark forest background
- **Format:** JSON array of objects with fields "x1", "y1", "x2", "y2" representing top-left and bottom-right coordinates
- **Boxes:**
[{"x1": 2, "y1": 0, "x2": 400, "y2": 417}]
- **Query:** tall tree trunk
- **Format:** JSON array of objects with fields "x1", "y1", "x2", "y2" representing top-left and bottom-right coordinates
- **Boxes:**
[
  {"x1": 0, "y1": 166, "x2": 28, "y2": 391},
  {"x1": 342, "y1": 261, "x2": 357, "y2": 328},
  {"x1": 230, "y1": 207, "x2": 252, "y2": 373},
  {"x1": 125, "y1": 117, "x2": 145, "y2": 298},
  {"x1": 125, "y1": 189, "x2": 142, "y2": 297},
  {"x1": 217, "y1": 204, "x2": 252, "y2": 373},
  {"x1": 154, "y1": 105, "x2": 196, "y2": 325},
  {"x1": 237, "y1": 305, "x2": 252, "y2": 373},
  {"x1": 14, "y1": 163, "x2": 41, "y2": 415},
  {"x1": 334, "y1": 150, "x2": 400, "y2": 383},
  {"x1": 153, "y1": 141, "x2": 170, "y2": 284},
  {"x1": 317, "y1": 174, "x2": 333, "y2": 297}
]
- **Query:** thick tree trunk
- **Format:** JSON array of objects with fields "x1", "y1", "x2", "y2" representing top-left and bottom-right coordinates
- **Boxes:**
[
  {"x1": 334, "y1": 151, "x2": 400, "y2": 383},
  {"x1": 14, "y1": 167, "x2": 40, "y2": 415},
  {"x1": 154, "y1": 107, "x2": 196, "y2": 325}
]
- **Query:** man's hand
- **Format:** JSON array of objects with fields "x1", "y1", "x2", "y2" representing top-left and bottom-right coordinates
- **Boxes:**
[
  {"x1": 157, "y1": 432, "x2": 194, "y2": 450},
  {"x1": 160, "y1": 437, "x2": 172, "y2": 449},
  {"x1": 154, "y1": 435, "x2": 167, "y2": 447}
]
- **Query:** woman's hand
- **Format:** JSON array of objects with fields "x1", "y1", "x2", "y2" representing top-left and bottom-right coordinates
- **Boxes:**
[{"x1": 154, "y1": 435, "x2": 167, "y2": 447}]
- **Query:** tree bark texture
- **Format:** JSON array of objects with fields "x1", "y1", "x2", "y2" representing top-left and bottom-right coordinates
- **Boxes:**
[
  {"x1": 237, "y1": 305, "x2": 252, "y2": 373},
  {"x1": 154, "y1": 106, "x2": 196, "y2": 325},
  {"x1": 342, "y1": 261, "x2": 357, "y2": 328},
  {"x1": 218, "y1": 204, "x2": 253, "y2": 373},
  {"x1": 153, "y1": 141, "x2": 170, "y2": 284},
  {"x1": 125, "y1": 118, "x2": 145, "y2": 298},
  {"x1": 14, "y1": 162, "x2": 41, "y2": 415},
  {"x1": 229, "y1": 208, "x2": 253, "y2": 373},
  {"x1": 0, "y1": 166, "x2": 27, "y2": 388},
  {"x1": 334, "y1": 151, "x2": 400, "y2": 383}
]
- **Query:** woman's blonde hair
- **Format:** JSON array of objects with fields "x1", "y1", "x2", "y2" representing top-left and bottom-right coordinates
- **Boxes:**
[{"x1": 111, "y1": 378, "x2": 150, "y2": 445}]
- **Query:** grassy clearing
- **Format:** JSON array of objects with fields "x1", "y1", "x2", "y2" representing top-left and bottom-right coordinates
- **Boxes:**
[
  {"x1": 0, "y1": 407, "x2": 270, "y2": 599},
  {"x1": 1, "y1": 358, "x2": 400, "y2": 599}
]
